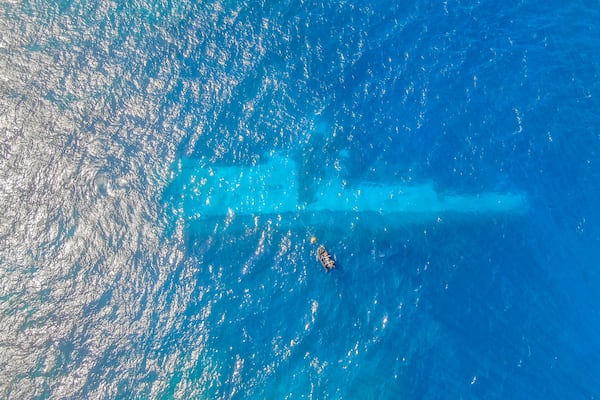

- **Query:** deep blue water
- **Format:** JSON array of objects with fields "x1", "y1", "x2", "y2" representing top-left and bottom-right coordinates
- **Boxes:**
[{"x1": 1, "y1": 1, "x2": 599, "y2": 399}]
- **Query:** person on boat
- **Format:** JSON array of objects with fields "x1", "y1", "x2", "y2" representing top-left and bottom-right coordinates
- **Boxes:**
[{"x1": 316, "y1": 244, "x2": 335, "y2": 271}]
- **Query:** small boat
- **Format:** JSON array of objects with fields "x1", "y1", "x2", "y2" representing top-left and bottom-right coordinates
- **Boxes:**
[{"x1": 316, "y1": 245, "x2": 335, "y2": 271}]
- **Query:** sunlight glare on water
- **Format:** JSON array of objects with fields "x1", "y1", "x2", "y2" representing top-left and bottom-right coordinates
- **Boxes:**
[{"x1": 1, "y1": 0, "x2": 599, "y2": 399}]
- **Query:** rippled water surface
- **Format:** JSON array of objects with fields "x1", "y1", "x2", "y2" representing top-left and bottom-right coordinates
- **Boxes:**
[{"x1": 1, "y1": 1, "x2": 599, "y2": 398}]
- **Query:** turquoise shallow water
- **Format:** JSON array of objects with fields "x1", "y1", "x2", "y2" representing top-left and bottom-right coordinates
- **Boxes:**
[{"x1": 0, "y1": 1, "x2": 599, "y2": 398}]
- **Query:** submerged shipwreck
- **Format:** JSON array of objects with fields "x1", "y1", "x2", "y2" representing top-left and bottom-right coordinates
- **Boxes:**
[{"x1": 165, "y1": 152, "x2": 528, "y2": 232}]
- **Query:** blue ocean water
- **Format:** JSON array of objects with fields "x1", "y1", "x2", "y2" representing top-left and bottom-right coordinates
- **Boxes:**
[{"x1": 1, "y1": 0, "x2": 599, "y2": 398}]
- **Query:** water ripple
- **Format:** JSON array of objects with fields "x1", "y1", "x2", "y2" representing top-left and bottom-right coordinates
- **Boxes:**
[{"x1": 2, "y1": 0, "x2": 599, "y2": 398}]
